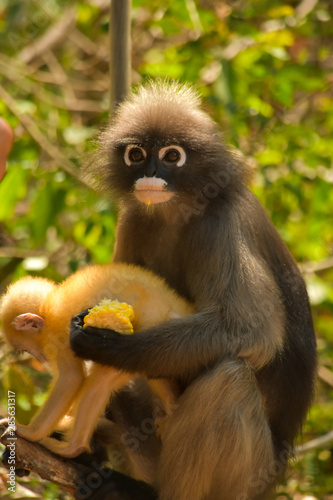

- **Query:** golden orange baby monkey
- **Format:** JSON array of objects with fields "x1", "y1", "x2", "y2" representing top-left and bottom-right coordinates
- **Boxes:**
[{"x1": 0, "y1": 263, "x2": 193, "y2": 458}]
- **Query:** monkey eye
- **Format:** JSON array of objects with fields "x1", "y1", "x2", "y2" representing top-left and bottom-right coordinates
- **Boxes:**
[
  {"x1": 159, "y1": 145, "x2": 186, "y2": 167},
  {"x1": 124, "y1": 145, "x2": 147, "y2": 166}
]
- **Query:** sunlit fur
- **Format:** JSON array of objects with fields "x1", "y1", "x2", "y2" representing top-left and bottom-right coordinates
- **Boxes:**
[
  {"x1": 73, "y1": 80, "x2": 317, "y2": 500},
  {"x1": 0, "y1": 263, "x2": 193, "y2": 471}
]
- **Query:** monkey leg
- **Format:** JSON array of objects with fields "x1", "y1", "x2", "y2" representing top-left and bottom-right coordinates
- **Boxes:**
[
  {"x1": 148, "y1": 379, "x2": 179, "y2": 416},
  {"x1": 148, "y1": 379, "x2": 180, "y2": 438},
  {"x1": 16, "y1": 358, "x2": 84, "y2": 442},
  {"x1": 157, "y1": 359, "x2": 276, "y2": 500},
  {"x1": 41, "y1": 365, "x2": 132, "y2": 458}
]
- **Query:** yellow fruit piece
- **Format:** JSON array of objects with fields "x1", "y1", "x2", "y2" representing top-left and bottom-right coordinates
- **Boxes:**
[{"x1": 83, "y1": 299, "x2": 135, "y2": 334}]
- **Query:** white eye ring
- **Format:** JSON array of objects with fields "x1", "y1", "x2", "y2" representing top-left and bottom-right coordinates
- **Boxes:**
[
  {"x1": 158, "y1": 145, "x2": 186, "y2": 167},
  {"x1": 124, "y1": 145, "x2": 147, "y2": 166}
]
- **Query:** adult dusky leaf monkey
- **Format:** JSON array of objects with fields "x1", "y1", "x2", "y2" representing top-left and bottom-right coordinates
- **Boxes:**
[{"x1": 70, "y1": 80, "x2": 317, "y2": 499}]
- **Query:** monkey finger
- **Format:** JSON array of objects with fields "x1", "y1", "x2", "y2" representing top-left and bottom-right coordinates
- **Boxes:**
[
  {"x1": 70, "y1": 312, "x2": 120, "y2": 338},
  {"x1": 69, "y1": 325, "x2": 109, "y2": 359},
  {"x1": 71, "y1": 309, "x2": 90, "y2": 327},
  {"x1": 0, "y1": 418, "x2": 12, "y2": 434},
  {"x1": 70, "y1": 323, "x2": 125, "y2": 363},
  {"x1": 0, "y1": 417, "x2": 9, "y2": 427},
  {"x1": 69, "y1": 328, "x2": 97, "y2": 360},
  {"x1": 84, "y1": 325, "x2": 120, "y2": 338}
]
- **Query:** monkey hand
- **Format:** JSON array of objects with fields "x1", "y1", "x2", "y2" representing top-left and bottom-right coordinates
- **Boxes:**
[
  {"x1": 70, "y1": 310, "x2": 132, "y2": 366},
  {"x1": 0, "y1": 417, "x2": 10, "y2": 434},
  {"x1": 15, "y1": 423, "x2": 48, "y2": 442},
  {"x1": 0, "y1": 417, "x2": 19, "y2": 436}
]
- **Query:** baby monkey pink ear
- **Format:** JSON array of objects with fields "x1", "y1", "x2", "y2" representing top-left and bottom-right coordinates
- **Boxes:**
[{"x1": 13, "y1": 313, "x2": 44, "y2": 332}]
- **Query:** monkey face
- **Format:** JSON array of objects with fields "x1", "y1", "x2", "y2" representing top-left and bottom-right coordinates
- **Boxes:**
[
  {"x1": 90, "y1": 81, "x2": 251, "y2": 207},
  {"x1": 102, "y1": 131, "x2": 227, "y2": 210},
  {"x1": 122, "y1": 144, "x2": 186, "y2": 205},
  {"x1": 108, "y1": 134, "x2": 227, "y2": 210}
]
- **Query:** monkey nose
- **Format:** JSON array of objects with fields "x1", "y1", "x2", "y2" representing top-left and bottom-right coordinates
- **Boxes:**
[{"x1": 145, "y1": 159, "x2": 158, "y2": 178}]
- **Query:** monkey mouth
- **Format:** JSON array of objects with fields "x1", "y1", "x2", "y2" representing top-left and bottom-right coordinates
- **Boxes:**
[{"x1": 134, "y1": 177, "x2": 174, "y2": 205}]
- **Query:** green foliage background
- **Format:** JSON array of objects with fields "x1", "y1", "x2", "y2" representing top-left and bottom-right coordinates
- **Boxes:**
[{"x1": 0, "y1": 0, "x2": 332, "y2": 498}]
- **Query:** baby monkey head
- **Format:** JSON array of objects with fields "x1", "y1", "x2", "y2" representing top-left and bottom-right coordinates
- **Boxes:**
[
  {"x1": 0, "y1": 277, "x2": 53, "y2": 361},
  {"x1": 89, "y1": 81, "x2": 250, "y2": 208}
]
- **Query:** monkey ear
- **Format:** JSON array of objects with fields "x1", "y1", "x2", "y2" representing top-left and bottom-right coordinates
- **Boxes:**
[{"x1": 12, "y1": 313, "x2": 44, "y2": 333}]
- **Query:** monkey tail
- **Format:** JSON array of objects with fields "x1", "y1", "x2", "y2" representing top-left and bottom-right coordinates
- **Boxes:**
[{"x1": 157, "y1": 359, "x2": 276, "y2": 500}]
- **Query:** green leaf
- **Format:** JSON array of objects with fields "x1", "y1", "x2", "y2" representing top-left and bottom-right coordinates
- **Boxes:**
[
  {"x1": 28, "y1": 181, "x2": 66, "y2": 245},
  {"x1": 0, "y1": 164, "x2": 29, "y2": 221}
]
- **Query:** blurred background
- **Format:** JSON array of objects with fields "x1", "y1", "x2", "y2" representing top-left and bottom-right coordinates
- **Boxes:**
[{"x1": 0, "y1": 0, "x2": 332, "y2": 498}]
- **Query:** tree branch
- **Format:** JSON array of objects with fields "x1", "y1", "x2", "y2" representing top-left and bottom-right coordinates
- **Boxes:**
[{"x1": 0, "y1": 427, "x2": 88, "y2": 496}]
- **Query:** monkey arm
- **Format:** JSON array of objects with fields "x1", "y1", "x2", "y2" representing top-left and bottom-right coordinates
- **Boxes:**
[
  {"x1": 70, "y1": 300, "x2": 284, "y2": 381},
  {"x1": 71, "y1": 204, "x2": 286, "y2": 381},
  {"x1": 16, "y1": 356, "x2": 85, "y2": 442}
]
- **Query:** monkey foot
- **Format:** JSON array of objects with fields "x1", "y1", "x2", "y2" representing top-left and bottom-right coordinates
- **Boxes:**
[
  {"x1": 15, "y1": 424, "x2": 47, "y2": 442},
  {"x1": 39, "y1": 436, "x2": 90, "y2": 458},
  {"x1": 155, "y1": 418, "x2": 170, "y2": 440},
  {"x1": 0, "y1": 418, "x2": 10, "y2": 434},
  {"x1": 0, "y1": 420, "x2": 46, "y2": 442}
]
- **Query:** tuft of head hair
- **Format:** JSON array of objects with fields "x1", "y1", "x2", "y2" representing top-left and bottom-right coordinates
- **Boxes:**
[
  {"x1": 110, "y1": 80, "x2": 213, "y2": 139},
  {"x1": 1, "y1": 277, "x2": 55, "y2": 321}
]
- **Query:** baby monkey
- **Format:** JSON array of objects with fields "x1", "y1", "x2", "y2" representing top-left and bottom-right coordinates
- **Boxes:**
[{"x1": 0, "y1": 263, "x2": 193, "y2": 459}]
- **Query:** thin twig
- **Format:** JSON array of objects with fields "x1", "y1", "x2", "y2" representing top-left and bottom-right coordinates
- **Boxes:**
[
  {"x1": 19, "y1": 7, "x2": 77, "y2": 64},
  {"x1": 1, "y1": 68, "x2": 103, "y2": 113},
  {"x1": 41, "y1": 50, "x2": 76, "y2": 101},
  {"x1": 299, "y1": 256, "x2": 333, "y2": 275},
  {"x1": 295, "y1": 0, "x2": 319, "y2": 19},
  {"x1": 68, "y1": 29, "x2": 109, "y2": 60},
  {"x1": 296, "y1": 430, "x2": 333, "y2": 455},
  {"x1": 86, "y1": 0, "x2": 110, "y2": 9},
  {"x1": 318, "y1": 365, "x2": 333, "y2": 388},
  {"x1": 32, "y1": 70, "x2": 109, "y2": 91},
  {"x1": 185, "y1": 0, "x2": 203, "y2": 36},
  {"x1": 0, "y1": 86, "x2": 92, "y2": 188},
  {"x1": 0, "y1": 248, "x2": 51, "y2": 259}
]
